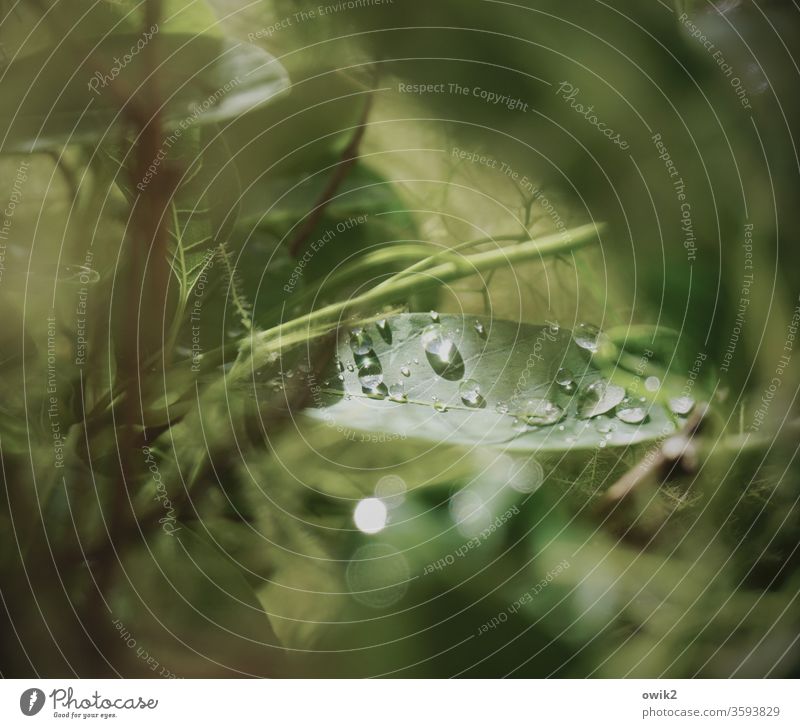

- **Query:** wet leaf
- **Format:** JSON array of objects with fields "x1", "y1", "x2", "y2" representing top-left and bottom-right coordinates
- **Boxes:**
[{"x1": 304, "y1": 314, "x2": 678, "y2": 452}]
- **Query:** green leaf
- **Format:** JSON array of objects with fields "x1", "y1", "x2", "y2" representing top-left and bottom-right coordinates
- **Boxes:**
[
  {"x1": 303, "y1": 314, "x2": 679, "y2": 452},
  {"x1": 0, "y1": 33, "x2": 289, "y2": 153}
]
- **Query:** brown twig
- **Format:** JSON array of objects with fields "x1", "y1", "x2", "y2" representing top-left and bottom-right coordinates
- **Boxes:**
[
  {"x1": 287, "y1": 93, "x2": 374, "y2": 258},
  {"x1": 599, "y1": 404, "x2": 709, "y2": 510}
]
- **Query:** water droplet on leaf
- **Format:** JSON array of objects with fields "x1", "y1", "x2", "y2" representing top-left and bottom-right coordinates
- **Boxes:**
[
  {"x1": 458, "y1": 379, "x2": 482, "y2": 407},
  {"x1": 349, "y1": 327, "x2": 373, "y2": 355},
  {"x1": 421, "y1": 324, "x2": 465, "y2": 380},
  {"x1": 668, "y1": 396, "x2": 695, "y2": 416},
  {"x1": 577, "y1": 380, "x2": 626, "y2": 418},
  {"x1": 523, "y1": 398, "x2": 564, "y2": 426},
  {"x1": 574, "y1": 322, "x2": 601, "y2": 352}
]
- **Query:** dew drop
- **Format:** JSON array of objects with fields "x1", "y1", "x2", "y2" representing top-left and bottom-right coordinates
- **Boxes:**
[
  {"x1": 376, "y1": 318, "x2": 392, "y2": 343},
  {"x1": 336, "y1": 359, "x2": 345, "y2": 373},
  {"x1": 645, "y1": 376, "x2": 661, "y2": 392},
  {"x1": 616, "y1": 403, "x2": 648, "y2": 424},
  {"x1": 577, "y1": 380, "x2": 626, "y2": 419},
  {"x1": 421, "y1": 324, "x2": 464, "y2": 379},
  {"x1": 388, "y1": 382, "x2": 407, "y2": 402},
  {"x1": 349, "y1": 327, "x2": 373, "y2": 355},
  {"x1": 573, "y1": 322, "x2": 602, "y2": 352},
  {"x1": 346, "y1": 363, "x2": 355, "y2": 372},
  {"x1": 556, "y1": 367, "x2": 577, "y2": 394},
  {"x1": 429, "y1": 310, "x2": 440, "y2": 323},
  {"x1": 400, "y1": 366, "x2": 411, "y2": 378},
  {"x1": 668, "y1": 396, "x2": 695, "y2": 416},
  {"x1": 358, "y1": 357, "x2": 384, "y2": 390},
  {"x1": 474, "y1": 320, "x2": 487, "y2": 338},
  {"x1": 458, "y1": 379, "x2": 482, "y2": 407},
  {"x1": 433, "y1": 398, "x2": 448, "y2": 413},
  {"x1": 523, "y1": 398, "x2": 564, "y2": 426}
]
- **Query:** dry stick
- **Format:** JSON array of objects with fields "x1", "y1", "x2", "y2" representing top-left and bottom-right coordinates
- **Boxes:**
[
  {"x1": 287, "y1": 92, "x2": 374, "y2": 258},
  {"x1": 599, "y1": 404, "x2": 709, "y2": 509}
]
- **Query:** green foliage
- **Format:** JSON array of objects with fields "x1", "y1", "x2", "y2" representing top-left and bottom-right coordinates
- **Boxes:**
[{"x1": 0, "y1": 0, "x2": 797, "y2": 680}]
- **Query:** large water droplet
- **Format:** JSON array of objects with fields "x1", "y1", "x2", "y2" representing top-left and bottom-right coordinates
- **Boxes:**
[
  {"x1": 573, "y1": 322, "x2": 601, "y2": 352},
  {"x1": 349, "y1": 327, "x2": 373, "y2": 355},
  {"x1": 421, "y1": 324, "x2": 464, "y2": 380},
  {"x1": 616, "y1": 398, "x2": 648, "y2": 424},
  {"x1": 668, "y1": 396, "x2": 695, "y2": 416},
  {"x1": 556, "y1": 367, "x2": 577, "y2": 394},
  {"x1": 358, "y1": 357, "x2": 384, "y2": 390},
  {"x1": 458, "y1": 379, "x2": 483, "y2": 408},
  {"x1": 523, "y1": 398, "x2": 564, "y2": 426},
  {"x1": 577, "y1": 380, "x2": 626, "y2": 418},
  {"x1": 376, "y1": 318, "x2": 392, "y2": 344}
]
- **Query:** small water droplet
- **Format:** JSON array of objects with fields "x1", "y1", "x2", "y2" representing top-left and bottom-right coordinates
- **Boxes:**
[
  {"x1": 337, "y1": 373, "x2": 345, "y2": 382},
  {"x1": 548, "y1": 321, "x2": 560, "y2": 335},
  {"x1": 388, "y1": 382, "x2": 407, "y2": 402},
  {"x1": 349, "y1": 327, "x2": 373, "y2": 355},
  {"x1": 433, "y1": 400, "x2": 448, "y2": 412},
  {"x1": 616, "y1": 401, "x2": 648, "y2": 424},
  {"x1": 336, "y1": 359, "x2": 345, "y2": 373},
  {"x1": 668, "y1": 396, "x2": 695, "y2": 416},
  {"x1": 577, "y1": 380, "x2": 626, "y2": 418},
  {"x1": 474, "y1": 320, "x2": 487, "y2": 338},
  {"x1": 346, "y1": 363, "x2": 355, "y2": 372},
  {"x1": 598, "y1": 439, "x2": 608, "y2": 448},
  {"x1": 558, "y1": 424, "x2": 565, "y2": 431},
  {"x1": 523, "y1": 398, "x2": 564, "y2": 426},
  {"x1": 574, "y1": 322, "x2": 602, "y2": 352},
  {"x1": 495, "y1": 401, "x2": 509, "y2": 414},
  {"x1": 645, "y1": 376, "x2": 661, "y2": 392},
  {"x1": 400, "y1": 366, "x2": 411, "y2": 377},
  {"x1": 429, "y1": 310, "x2": 440, "y2": 322},
  {"x1": 413, "y1": 358, "x2": 419, "y2": 365},
  {"x1": 458, "y1": 379, "x2": 482, "y2": 407}
]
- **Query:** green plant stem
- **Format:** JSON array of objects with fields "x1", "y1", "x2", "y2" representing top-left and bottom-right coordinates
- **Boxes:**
[{"x1": 234, "y1": 223, "x2": 604, "y2": 378}]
